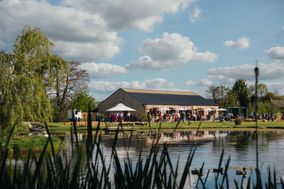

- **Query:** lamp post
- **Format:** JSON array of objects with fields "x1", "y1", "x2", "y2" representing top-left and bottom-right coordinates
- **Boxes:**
[{"x1": 254, "y1": 61, "x2": 259, "y2": 172}]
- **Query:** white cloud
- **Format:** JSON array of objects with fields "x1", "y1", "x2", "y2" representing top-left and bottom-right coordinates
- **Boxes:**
[
  {"x1": 0, "y1": 0, "x2": 121, "y2": 61},
  {"x1": 185, "y1": 80, "x2": 195, "y2": 86},
  {"x1": 143, "y1": 78, "x2": 175, "y2": 89},
  {"x1": 126, "y1": 32, "x2": 217, "y2": 70},
  {"x1": 89, "y1": 78, "x2": 175, "y2": 93},
  {"x1": 265, "y1": 47, "x2": 284, "y2": 59},
  {"x1": 189, "y1": 7, "x2": 201, "y2": 22},
  {"x1": 63, "y1": 0, "x2": 193, "y2": 32},
  {"x1": 79, "y1": 63, "x2": 127, "y2": 79},
  {"x1": 207, "y1": 62, "x2": 284, "y2": 85},
  {"x1": 54, "y1": 41, "x2": 121, "y2": 62},
  {"x1": 199, "y1": 78, "x2": 213, "y2": 87},
  {"x1": 266, "y1": 82, "x2": 284, "y2": 95},
  {"x1": 223, "y1": 37, "x2": 250, "y2": 49},
  {"x1": 0, "y1": 0, "x2": 193, "y2": 61}
]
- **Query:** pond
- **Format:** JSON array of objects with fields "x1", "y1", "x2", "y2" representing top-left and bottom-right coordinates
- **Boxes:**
[{"x1": 63, "y1": 129, "x2": 284, "y2": 188}]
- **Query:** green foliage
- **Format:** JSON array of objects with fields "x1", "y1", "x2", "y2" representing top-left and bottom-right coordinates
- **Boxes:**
[
  {"x1": 226, "y1": 90, "x2": 238, "y2": 107},
  {"x1": 208, "y1": 80, "x2": 280, "y2": 117},
  {"x1": 232, "y1": 79, "x2": 251, "y2": 107},
  {"x1": 0, "y1": 27, "x2": 56, "y2": 128},
  {"x1": 13, "y1": 26, "x2": 53, "y2": 77},
  {"x1": 70, "y1": 91, "x2": 96, "y2": 111},
  {"x1": 0, "y1": 51, "x2": 22, "y2": 128},
  {"x1": 249, "y1": 83, "x2": 268, "y2": 98},
  {"x1": 0, "y1": 26, "x2": 90, "y2": 127},
  {"x1": 208, "y1": 85, "x2": 237, "y2": 108},
  {"x1": 8, "y1": 136, "x2": 62, "y2": 154},
  {"x1": 234, "y1": 119, "x2": 242, "y2": 125},
  {"x1": 50, "y1": 61, "x2": 89, "y2": 121},
  {"x1": 258, "y1": 102, "x2": 280, "y2": 114},
  {"x1": 207, "y1": 85, "x2": 230, "y2": 107}
]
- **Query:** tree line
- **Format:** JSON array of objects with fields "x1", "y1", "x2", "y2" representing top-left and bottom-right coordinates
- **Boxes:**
[
  {"x1": 0, "y1": 26, "x2": 96, "y2": 129},
  {"x1": 207, "y1": 79, "x2": 281, "y2": 115}
]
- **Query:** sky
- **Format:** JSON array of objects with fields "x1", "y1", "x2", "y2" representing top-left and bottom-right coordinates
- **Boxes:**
[{"x1": 1, "y1": 0, "x2": 284, "y2": 101}]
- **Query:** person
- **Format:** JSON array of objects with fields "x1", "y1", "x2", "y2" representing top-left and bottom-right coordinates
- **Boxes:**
[
  {"x1": 110, "y1": 113, "x2": 114, "y2": 122},
  {"x1": 115, "y1": 113, "x2": 119, "y2": 122},
  {"x1": 192, "y1": 113, "x2": 196, "y2": 121},
  {"x1": 181, "y1": 111, "x2": 185, "y2": 122},
  {"x1": 127, "y1": 112, "x2": 131, "y2": 121},
  {"x1": 147, "y1": 112, "x2": 151, "y2": 122},
  {"x1": 186, "y1": 112, "x2": 190, "y2": 122},
  {"x1": 119, "y1": 112, "x2": 124, "y2": 122}
]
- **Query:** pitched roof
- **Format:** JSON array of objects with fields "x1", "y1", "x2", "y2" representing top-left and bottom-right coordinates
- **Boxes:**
[
  {"x1": 121, "y1": 88, "x2": 217, "y2": 106},
  {"x1": 123, "y1": 88, "x2": 197, "y2": 95},
  {"x1": 271, "y1": 100, "x2": 284, "y2": 108}
]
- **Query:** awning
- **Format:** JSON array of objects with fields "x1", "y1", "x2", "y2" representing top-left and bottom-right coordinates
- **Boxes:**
[
  {"x1": 106, "y1": 103, "x2": 136, "y2": 112},
  {"x1": 218, "y1": 108, "x2": 227, "y2": 111},
  {"x1": 159, "y1": 107, "x2": 170, "y2": 111},
  {"x1": 177, "y1": 107, "x2": 188, "y2": 111}
]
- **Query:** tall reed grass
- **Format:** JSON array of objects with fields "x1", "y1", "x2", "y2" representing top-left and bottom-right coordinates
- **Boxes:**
[{"x1": 0, "y1": 113, "x2": 283, "y2": 189}]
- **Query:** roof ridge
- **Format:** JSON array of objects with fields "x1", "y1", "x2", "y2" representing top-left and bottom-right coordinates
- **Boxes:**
[{"x1": 121, "y1": 88, "x2": 197, "y2": 96}]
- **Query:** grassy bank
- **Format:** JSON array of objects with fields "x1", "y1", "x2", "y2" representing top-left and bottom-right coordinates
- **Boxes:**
[
  {"x1": 0, "y1": 123, "x2": 63, "y2": 154},
  {"x1": 47, "y1": 120, "x2": 284, "y2": 132},
  {"x1": 8, "y1": 135, "x2": 62, "y2": 154}
]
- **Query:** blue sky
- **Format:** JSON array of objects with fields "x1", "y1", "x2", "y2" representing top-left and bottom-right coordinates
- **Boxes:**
[{"x1": 1, "y1": 0, "x2": 284, "y2": 100}]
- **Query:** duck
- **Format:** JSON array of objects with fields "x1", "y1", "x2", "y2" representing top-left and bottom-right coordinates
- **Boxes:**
[
  {"x1": 191, "y1": 168, "x2": 203, "y2": 176},
  {"x1": 213, "y1": 167, "x2": 223, "y2": 174},
  {"x1": 236, "y1": 167, "x2": 246, "y2": 177}
]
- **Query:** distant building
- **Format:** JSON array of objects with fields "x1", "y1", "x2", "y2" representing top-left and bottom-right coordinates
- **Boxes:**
[
  {"x1": 98, "y1": 88, "x2": 218, "y2": 121},
  {"x1": 271, "y1": 99, "x2": 284, "y2": 113}
]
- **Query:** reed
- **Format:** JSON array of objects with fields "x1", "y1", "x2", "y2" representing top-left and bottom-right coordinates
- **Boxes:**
[{"x1": 0, "y1": 114, "x2": 282, "y2": 189}]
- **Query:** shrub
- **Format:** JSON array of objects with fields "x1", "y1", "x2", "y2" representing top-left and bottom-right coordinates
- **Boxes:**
[{"x1": 234, "y1": 119, "x2": 242, "y2": 125}]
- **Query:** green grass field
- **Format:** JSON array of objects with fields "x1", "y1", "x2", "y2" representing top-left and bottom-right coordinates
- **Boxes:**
[{"x1": 47, "y1": 120, "x2": 284, "y2": 132}]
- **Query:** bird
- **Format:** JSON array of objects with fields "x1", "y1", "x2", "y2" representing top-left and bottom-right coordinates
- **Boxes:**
[
  {"x1": 191, "y1": 168, "x2": 203, "y2": 176},
  {"x1": 213, "y1": 167, "x2": 223, "y2": 174},
  {"x1": 236, "y1": 167, "x2": 246, "y2": 177}
]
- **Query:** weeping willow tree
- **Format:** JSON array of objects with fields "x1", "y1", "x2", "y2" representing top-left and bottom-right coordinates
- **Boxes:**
[
  {"x1": 0, "y1": 27, "x2": 55, "y2": 128},
  {"x1": 0, "y1": 51, "x2": 22, "y2": 128}
]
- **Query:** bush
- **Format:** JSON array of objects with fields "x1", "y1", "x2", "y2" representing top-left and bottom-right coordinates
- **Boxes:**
[{"x1": 234, "y1": 119, "x2": 242, "y2": 125}]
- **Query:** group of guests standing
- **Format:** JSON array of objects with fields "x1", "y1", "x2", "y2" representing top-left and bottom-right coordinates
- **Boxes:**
[
  {"x1": 147, "y1": 111, "x2": 205, "y2": 122},
  {"x1": 108, "y1": 112, "x2": 137, "y2": 122}
]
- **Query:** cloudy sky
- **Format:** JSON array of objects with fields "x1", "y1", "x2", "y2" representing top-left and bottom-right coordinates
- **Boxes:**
[{"x1": 1, "y1": 0, "x2": 284, "y2": 100}]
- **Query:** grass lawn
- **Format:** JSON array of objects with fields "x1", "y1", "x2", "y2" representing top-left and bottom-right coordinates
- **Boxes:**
[
  {"x1": 9, "y1": 135, "x2": 62, "y2": 153},
  {"x1": 47, "y1": 120, "x2": 284, "y2": 132}
]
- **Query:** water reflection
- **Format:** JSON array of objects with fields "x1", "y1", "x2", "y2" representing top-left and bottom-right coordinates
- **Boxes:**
[{"x1": 61, "y1": 129, "x2": 284, "y2": 188}]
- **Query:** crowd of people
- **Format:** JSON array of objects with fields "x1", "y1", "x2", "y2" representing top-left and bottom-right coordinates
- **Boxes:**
[
  {"x1": 104, "y1": 112, "x2": 137, "y2": 122},
  {"x1": 93, "y1": 111, "x2": 282, "y2": 123},
  {"x1": 147, "y1": 111, "x2": 208, "y2": 122}
]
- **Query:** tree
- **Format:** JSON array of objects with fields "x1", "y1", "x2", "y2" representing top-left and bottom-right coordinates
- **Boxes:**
[
  {"x1": 70, "y1": 91, "x2": 96, "y2": 112},
  {"x1": 0, "y1": 51, "x2": 21, "y2": 128},
  {"x1": 232, "y1": 79, "x2": 250, "y2": 107},
  {"x1": 207, "y1": 85, "x2": 218, "y2": 103},
  {"x1": 249, "y1": 83, "x2": 269, "y2": 104},
  {"x1": 249, "y1": 83, "x2": 268, "y2": 98},
  {"x1": 13, "y1": 26, "x2": 54, "y2": 123},
  {"x1": 0, "y1": 27, "x2": 55, "y2": 128},
  {"x1": 258, "y1": 102, "x2": 280, "y2": 115},
  {"x1": 257, "y1": 83, "x2": 268, "y2": 98},
  {"x1": 49, "y1": 61, "x2": 89, "y2": 121},
  {"x1": 0, "y1": 26, "x2": 90, "y2": 127},
  {"x1": 226, "y1": 90, "x2": 237, "y2": 107},
  {"x1": 207, "y1": 85, "x2": 230, "y2": 107}
]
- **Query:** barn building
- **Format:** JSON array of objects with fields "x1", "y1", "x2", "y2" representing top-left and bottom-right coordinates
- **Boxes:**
[{"x1": 98, "y1": 88, "x2": 218, "y2": 121}]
